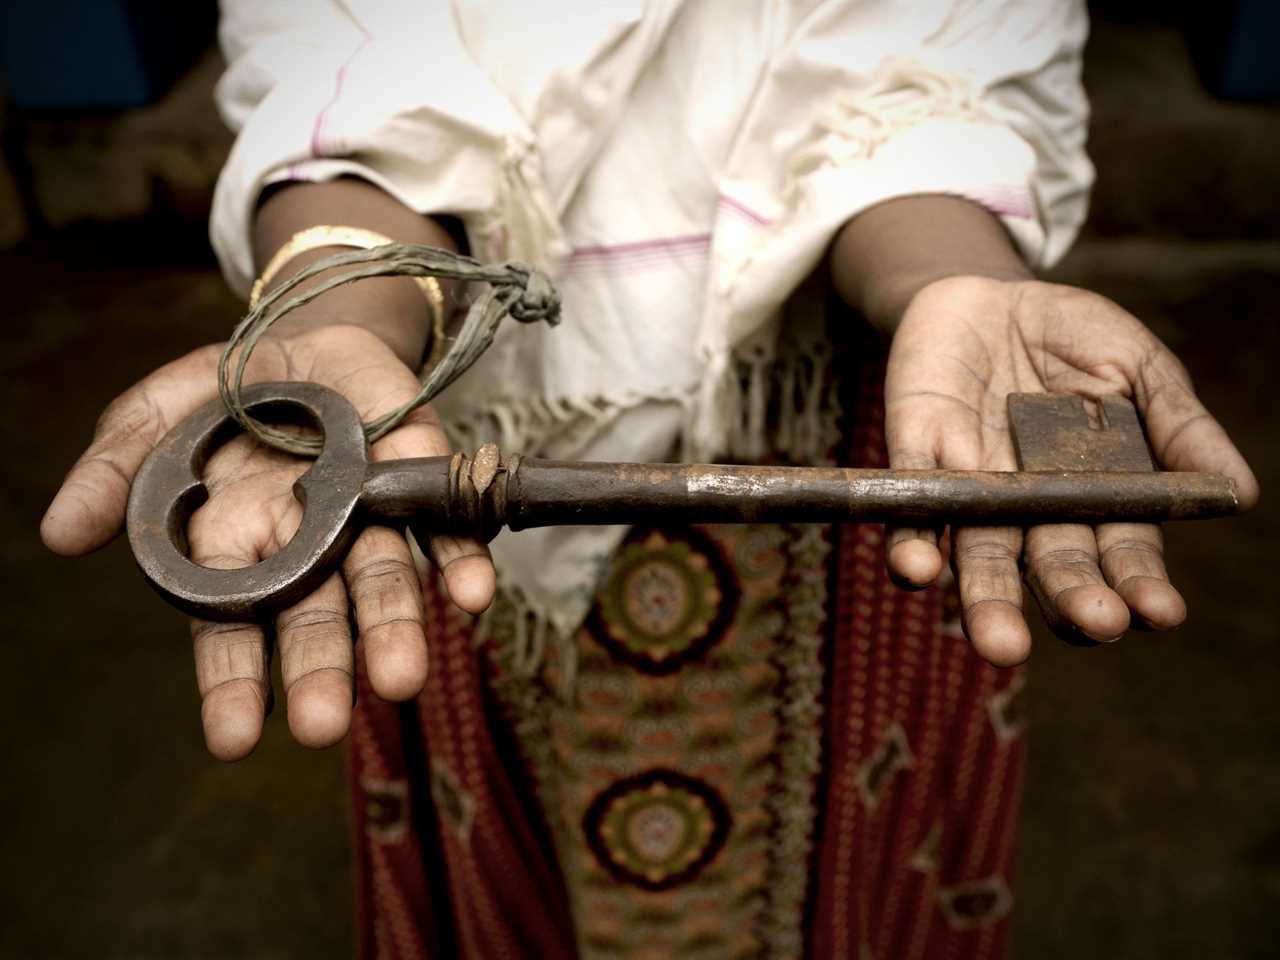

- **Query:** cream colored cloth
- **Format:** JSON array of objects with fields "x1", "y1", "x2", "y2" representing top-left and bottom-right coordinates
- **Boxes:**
[{"x1": 212, "y1": 0, "x2": 1094, "y2": 639}]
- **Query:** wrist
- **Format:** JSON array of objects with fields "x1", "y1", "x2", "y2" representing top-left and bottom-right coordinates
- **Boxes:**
[
  {"x1": 863, "y1": 262, "x2": 1032, "y2": 333},
  {"x1": 830, "y1": 194, "x2": 1032, "y2": 332},
  {"x1": 256, "y1": 245, "x2": 438, "y2": 368},
  {"x1": 251, "y1": 179, "x2": 460, "y2": 368}
]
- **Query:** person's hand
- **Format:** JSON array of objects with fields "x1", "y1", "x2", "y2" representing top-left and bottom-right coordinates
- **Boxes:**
[
  {"x1": 883, "y1": 276, "x2": 1258, "y2": 666},
  {"x1": 41, "y1": 323, "x2": 495, "y2": 760}
]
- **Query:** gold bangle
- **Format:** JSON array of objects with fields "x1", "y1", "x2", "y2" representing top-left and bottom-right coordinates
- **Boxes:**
[{"x1": 248, "y1": 225, "x2": 446, "y2": 362}]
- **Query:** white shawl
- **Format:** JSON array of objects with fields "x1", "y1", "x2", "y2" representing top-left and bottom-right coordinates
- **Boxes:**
[{"x1": 212, "y1": 0, "x2": 1094, "y2": 640}]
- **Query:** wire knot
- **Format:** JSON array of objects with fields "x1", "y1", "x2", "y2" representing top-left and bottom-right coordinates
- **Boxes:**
[
  {"x1": 509, "y1": 266, "x2": 562, "y2": 325},
  {"x1": 218, "y1": 244, "x2": 562, "y2": 457}
]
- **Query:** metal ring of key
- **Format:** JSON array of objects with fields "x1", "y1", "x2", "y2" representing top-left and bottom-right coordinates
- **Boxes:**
[{"x1": 126, "y1": 381, "x2": 1240, "y2": 622}]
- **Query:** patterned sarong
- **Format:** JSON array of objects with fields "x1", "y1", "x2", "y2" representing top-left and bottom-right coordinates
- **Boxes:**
[{"x1": 349, "y1": 335, "x2": 1026, "y2": 959}]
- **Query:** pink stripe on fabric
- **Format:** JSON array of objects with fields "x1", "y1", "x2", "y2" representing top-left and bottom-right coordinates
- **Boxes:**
[
  {"x1": 567, "y1": 250, "x2": 711, "y2": 275},
  {"x1": 961, "y1": 185, "x2": 1036, "y2": 220},
  {"x1": 568, "y1": 233, "x2": 711, "y2": 263},
  {"x1": 717, "y1": 193, "x2": 773, "y2": 227},
  {"x1": 311, "y1": 30, "x2": 373, "y2": 158},
  {"x1": 565, "y1": 233, "x2": 711, "y2": 276}
]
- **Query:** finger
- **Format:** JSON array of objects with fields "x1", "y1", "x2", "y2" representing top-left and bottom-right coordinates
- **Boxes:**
[
  {"x1": 276, "y1": 574, "x2": 355, "y2": 748},
  {"x1": 188, "y1": 538, "x2": 272, "y2": 762},
  {"x1": 41, "y1": 346, "x2": 224, "y2": 555},
  {"x1": 370, "y1": 406, "x2": 496, "y2": 615},
  {"x1": 429, "y1": 534, "x2": 496, "y2": 614},
  {"x1": 344, "y1": 526, "x2": 429, "y2": 701},
  {"x1": 885, "y1": 526, "x2": 943, "y2": 589},
  {"x1": 1137, "y1": 351, "x2": 1259, "y2": 509},
  {"x1": 1095, "y1": 523, "x2": 1186, "y2": 631},
  {"x1": 405, "y1": 525, "x2": 494, "y2": 614},
  {"x1": 953, "y1": 526, "x2": 1031, "y2": 667},
  {"x1": 1023, "y1": 524, "x2": 1129, "y2": 644},
  {"x1": 883, "y1": 449, "x2": 945, "y2": 589},
  {"x1": 193, "y1": 620, "x2": 272, "y2": 762}
]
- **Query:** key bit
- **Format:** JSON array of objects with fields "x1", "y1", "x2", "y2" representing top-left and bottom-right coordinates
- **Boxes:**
[{"x1": 1009, "y1": 394, "x2": 1155, "y2": 473}]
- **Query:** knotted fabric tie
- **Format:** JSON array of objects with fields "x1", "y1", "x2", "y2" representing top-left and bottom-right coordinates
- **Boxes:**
[{"x1": 218, "y1": 243, "x2": 562, "y2": 456}]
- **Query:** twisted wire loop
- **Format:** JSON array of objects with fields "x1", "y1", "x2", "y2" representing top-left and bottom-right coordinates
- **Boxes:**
[{"x1": 217, "y1": 243, "x2": 562, "y2": 456}]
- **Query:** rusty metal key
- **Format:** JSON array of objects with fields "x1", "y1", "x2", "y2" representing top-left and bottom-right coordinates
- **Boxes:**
[{"x1": 125, "y1": 381, "x2": 1240, "y2": 622}]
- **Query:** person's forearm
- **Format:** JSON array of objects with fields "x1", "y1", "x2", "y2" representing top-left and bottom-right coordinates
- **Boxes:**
[
  {"x1": 830, "y1": 194, "x2": 1033, "y2": 332},
  {"x1": 252, "y1": 178, "x2": 459, "y2": 367}
]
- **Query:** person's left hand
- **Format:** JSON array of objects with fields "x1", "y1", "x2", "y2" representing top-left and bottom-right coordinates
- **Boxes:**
[{"x1": 883, "y1": 276, "x2": 1259, "y2": 666}]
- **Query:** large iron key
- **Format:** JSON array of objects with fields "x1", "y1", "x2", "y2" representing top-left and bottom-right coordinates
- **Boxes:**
[{"x1": 126, "y1": 381, "x2": 1240, "y2": 622}]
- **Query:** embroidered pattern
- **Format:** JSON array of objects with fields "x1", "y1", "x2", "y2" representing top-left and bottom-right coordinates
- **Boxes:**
[
  {"x1": 758, "y1": 521, "x2": 832, "y2": 956},
  {"x1": 857, "y1": 722, "x2": 915, "y2": 811},
  {"x1": 360, "y1": 777, "x2": 409, "y2": 844},
  {"x1": 588, "y1": 529, "x2": 739, "y2": 675},
  {"x1": 499, "y1": 523, "x2": 787, "y2": 959},
  {"x1": 937, "y1": 875, "x2": 1014, "y2": 930},
  {"x1": 909, "y1": 821, "x2": 942, "y2": 874},
  {"x1": 430, "y1": 761, "x2": 476, "y2": 843},
  {"x1": 348, "y1": 330, "x2": 1031, "y2": 959},
  {"x1": 583, "y1": 768, "x2": 732, "y2": 891},
  {"x1": 987, "y1": 670, "x2": 1028, "y2": 744}
]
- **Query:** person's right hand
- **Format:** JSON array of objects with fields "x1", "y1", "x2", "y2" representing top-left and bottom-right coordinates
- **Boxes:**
[{"x1": 42, "y1": 323, "x2": 495, "y2": 760}]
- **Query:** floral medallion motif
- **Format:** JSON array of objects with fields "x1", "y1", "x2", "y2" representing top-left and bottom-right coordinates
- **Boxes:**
[
  {"x1": 587, "y1": 528, "x2": 739, "y2": 674},
  {"x1": 583, "y1": 768, "x2": 732, "y2": 891}
]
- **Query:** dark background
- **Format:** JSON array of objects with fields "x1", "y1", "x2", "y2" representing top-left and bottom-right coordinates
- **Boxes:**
[{"x1": 1, "y1": 4, "x2": 1277, "y2": 957}]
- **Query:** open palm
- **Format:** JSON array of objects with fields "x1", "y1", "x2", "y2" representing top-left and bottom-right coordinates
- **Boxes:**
[
  {"x1": 42, "y1": 324, "x2": 494, "y2": 760},
  {"x1": 884, "y1": 276, "x2": 1258, "y2": 665}
]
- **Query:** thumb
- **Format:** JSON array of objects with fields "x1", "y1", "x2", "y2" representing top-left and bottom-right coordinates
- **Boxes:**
[
  {"x1": 41, "y1": 346, "x2": 223, "y2": 556},
  {"x1": 1136, "y1": 349, "x2": 1259, "y2": 510}
]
